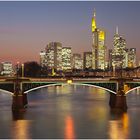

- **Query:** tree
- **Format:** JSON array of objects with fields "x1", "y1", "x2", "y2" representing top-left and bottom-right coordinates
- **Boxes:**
[{"x1": 22, "y1": 61, "x2": 41, "y2": 77}]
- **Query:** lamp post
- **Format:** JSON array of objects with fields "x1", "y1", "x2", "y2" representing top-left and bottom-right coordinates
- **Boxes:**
[
  {"x1": 16, "y1": 61, "x2": 20, "y2": 78},
  {"x1": 21, "y1": 63, "x2": 24, "y2": 77},
  {"x1": 112, "y1": 63, "x2": 115, "y2": 77}
]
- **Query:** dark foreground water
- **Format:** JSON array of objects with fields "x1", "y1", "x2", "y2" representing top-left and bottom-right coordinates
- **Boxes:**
[{"x1": 0, "y1": 84, "x2": 140, "y2": 139}]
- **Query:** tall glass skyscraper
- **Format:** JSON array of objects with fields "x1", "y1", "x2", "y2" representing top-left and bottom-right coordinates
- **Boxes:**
[
  {"x1": 92, "y1": 10, "x2": 106, "y2": 70},
  {"x1": 62, "y1": 47, "x2": 72, "y2": 71},
  {"x1": 46, "y1": 42, "x2": 62, "y2": 71},
  {"x1": 112, "y1": 28, "x2": 126, "y2": 69},
  {"x1": 39, "y1": 51, "x2": 47, "y2": 67},
  {"x1": 83, "y1": 52, "x2": 92, "y2": 70},
  {"x1": 128, "y1": 48, "x2": 136, "y2": 68},
  {"x1": 72, "y1": 53, "x2": 83, "y2": 70}
]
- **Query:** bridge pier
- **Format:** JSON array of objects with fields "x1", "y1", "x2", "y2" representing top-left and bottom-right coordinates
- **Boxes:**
[
  {"x1": 12, "y1": 79, "x2": 28, "y2": 112},
  {"x1": 115, "y1": 94, "x2": 127, "y2": 111},
  {"x1": 12, "y1": 93, "x2": 28, "y2": 111},
  {"x1": 109, "y1": 78, "x2": 127, "y2": 111},
  {"x1": 109, "y1": 93, "x2": 127, "y2": 111}
]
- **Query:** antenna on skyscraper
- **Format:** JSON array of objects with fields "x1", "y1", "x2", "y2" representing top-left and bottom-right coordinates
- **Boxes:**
[
  {"x1": 116, "y1": 26, "x2": 119, "y2": 34},
  {"x1": 93, "y1": 8, "x2": 96, "y2": 17}
]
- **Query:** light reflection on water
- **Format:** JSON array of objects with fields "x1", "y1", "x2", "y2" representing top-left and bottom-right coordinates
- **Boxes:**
[
  {"x1": 109, "y1": 113, "x2": 130, "y2": 139},
  {"x1": 0, "y1": 85, "x2": 140, "y2": 138}
]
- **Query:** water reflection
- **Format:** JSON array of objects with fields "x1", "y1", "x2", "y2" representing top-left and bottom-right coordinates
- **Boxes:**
[
  {"x1": 0, "y1": 85, "x2": 140, "y2": 138},
  {"x1": 64, "y1": 116, "x2": 75, "y2": 139},
  {"x1": 11, "y1": 120, "x2": 31, "y2": 139},
  {"x1": 109, "y1": 112, "x2": 129, "y2": 139}
]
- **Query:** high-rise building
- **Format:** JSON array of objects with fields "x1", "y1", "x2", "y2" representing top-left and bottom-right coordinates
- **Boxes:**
[
  {"x1": 72, "y1": 53, "x2": 83, "y2": 70},
  {"x1": 39, "y1": 51, "x2": 47, "y2": 67},
  {"x1": 92, "y1": 10, "x2": 106, "y2": 70},
  {"x1": 108, "y1": 49, "x2": 113, "y2": 69},
  {"x1": 111, "y1": 27, "x2": 126, "y2": 69},
  {"x1": 124, "y1": 49, "x2": 129, "y2": 68},
  {"x1": 83, "y1": 52, "x2": 92, "y2": 70},
  {"x1": 62, "y1": 47, "x2": 72, "y2": 71},
  {"x1": 0, "y1": 62, "x2": 13, "y2": 76},
  {"x1": 46, "y1": 42, "x2": 62, "y2": 71},
  {"x1": 128, "y1": 48, "x2": 136, "y2": 68}
]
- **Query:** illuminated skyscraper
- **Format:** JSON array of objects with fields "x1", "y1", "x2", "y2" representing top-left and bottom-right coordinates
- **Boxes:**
[
  {"x1": 46, "y1": 42, "x2": 62, "y2": 71},
  {"x1": 0, "y1": 62, "x2": 13, "y2": 76},
  {"x1": 92, "y1": 10, "x2": 106, "y2": 70},
  {"x1": 39, "y1": 51, "x2": 47, "y2": 67},
  {"x1": 62, "y1": 47, "x2": 72, "y2": 71},
  {"x1": 72, "y1": 53, "x2": 83, "y2": 70},
  {"x1": 112, "y1": 27, "x2": 126, "y2": 68},
  {"x1": 83, "y1": 52, "x2": 92, "y2": 70},
  {"x1": 108, "y1": 49, "x2": 113, "y2": 69},
  {"x1": 128, "y1": 48, "x2": 136, "y2": 68}
]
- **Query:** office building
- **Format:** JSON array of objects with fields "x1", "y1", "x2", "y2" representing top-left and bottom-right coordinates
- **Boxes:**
[
  {"x1": 0, "y1": 62, "x2": 13, "y2": 76},
  {"x1": 111, "y1": 27, "x2": 126, "y2": 69},
  {"x1": 39, "y1": 51, "x2": 47, "y2": 67},
  {"x1": 92, "y1": 10, "x2": 106, "y2": 70},
  {"x1": 108, "y1": 49, "x2": 113, "y2": 69},
  {"x1": 128, "y1": 48, "x2": 136, "y2": 68},
  {"x1": 72, "y1": 53, "x2": 83, "y2": 70},
  {"x1": 62, "y1": 47, "x2": 72, "y2": 71},
  {"x1": 83, "y1": 52, "x2": 92, "y2": 70},
  {"x1": 46, "y1": 42, "x2": 62, "y2": 71}
]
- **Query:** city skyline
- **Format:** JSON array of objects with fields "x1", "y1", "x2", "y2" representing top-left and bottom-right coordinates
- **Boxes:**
[{"x1": 0, "y1": 1, "x2": 140, "y2": 63}]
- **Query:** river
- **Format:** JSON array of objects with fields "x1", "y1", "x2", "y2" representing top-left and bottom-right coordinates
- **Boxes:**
[{"x1": 0, "y1": 84, "x2": 140, "y2": 139}]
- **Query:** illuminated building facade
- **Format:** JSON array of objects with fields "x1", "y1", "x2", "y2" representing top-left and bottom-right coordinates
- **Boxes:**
[
  {"x1": 83, "y1": 52, "x2": 92, "y2": 70},
  {"x1": 108, "y1": 49, "x2": 113, "y2": 69},
  {"x1": 46, "y1": 42, "x2": 62, "y2": 71},
  {"x1": 39, "y1": 51, "x2": 47, "y2": 67},
  {"x1": 0, "y1": 62, "x2": 13, "y2": 76},
  {"x1": 92, "y1": 10, "x2": 106, "y2": 70},
  {"x1": 128, "y1": 48, "x2": 136, "y2": 68},
  {"x1": 111, "y1": 28, "x2": 126, "y2": 69},
  {"x1": 62, "y1": 47, "x2": 72, "y2": 71},
  {"x1": 72, "y1": 53, "x2": 83, "y2": 70}
]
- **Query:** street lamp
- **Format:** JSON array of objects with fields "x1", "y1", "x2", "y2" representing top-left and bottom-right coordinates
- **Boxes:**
[
  {"x1": 112, "y1": 63, "x2": 115, "y2": 77},
  {"x1": 21, "y1": 63, "x2": 24, "y2": 77},
  {"x1": 16, "y1": 61, "x2": 20, "y2": 78}
]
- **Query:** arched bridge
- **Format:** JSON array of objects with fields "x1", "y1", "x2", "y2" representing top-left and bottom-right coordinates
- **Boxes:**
[{"x1": 0, "y1": 77, "x2": 140, "y2": 111}]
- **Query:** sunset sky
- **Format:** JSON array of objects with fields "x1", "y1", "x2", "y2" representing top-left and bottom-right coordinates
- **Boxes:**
[{"x1": 0, "y1": 1, "x2": 140, "y2": 64}]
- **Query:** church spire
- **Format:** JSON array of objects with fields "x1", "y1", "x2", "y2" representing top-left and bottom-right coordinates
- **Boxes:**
[{"x1": 92, "y1": 9, "x2": 96, "y2": 32}]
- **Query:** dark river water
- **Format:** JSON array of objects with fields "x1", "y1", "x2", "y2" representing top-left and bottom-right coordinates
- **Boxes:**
[{"x1": 0, "y1": 84, "x2": 140, "y2": 139}]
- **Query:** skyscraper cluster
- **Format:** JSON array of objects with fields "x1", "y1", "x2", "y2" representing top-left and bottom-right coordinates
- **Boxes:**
[
  {"x1": 40, "y1": 10, "x2": 137, "y2": 73},
  {"x1": 40, "y1": 42, "x2": 90, "y2": 72},
  {"x1": 109, "y1": 27, "x2": 136, "y2": 69}
]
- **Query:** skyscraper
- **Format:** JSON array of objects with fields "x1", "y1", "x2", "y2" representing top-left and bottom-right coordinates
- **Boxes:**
[
  {"x1": 92, "y1": 10, "x2": 106, "y2": 70},
  {"x1": 111, "y1": 27, "x2": 126, "y2": 69},
  {"x1": 128, "y1": 48, "x2": 136, "y2": 68},
  {"x1": 108, "y1": 49, "x2": 113, "y2": 69},
  {"x1": 46, "y1": 42, "x2": 62, "y2": 71},
  {"x1": 62, "y1": 47, "x2": 72, "y2": 71},
  {"x1": 83, "y1": 52, "x2": 92, "y2": 70},
  {"x1": 39, "y1": 51, "x2": 47, "y2": 67},
  {"x1": 72, "y1": 53, "x2": 83, "y2": 70}
]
